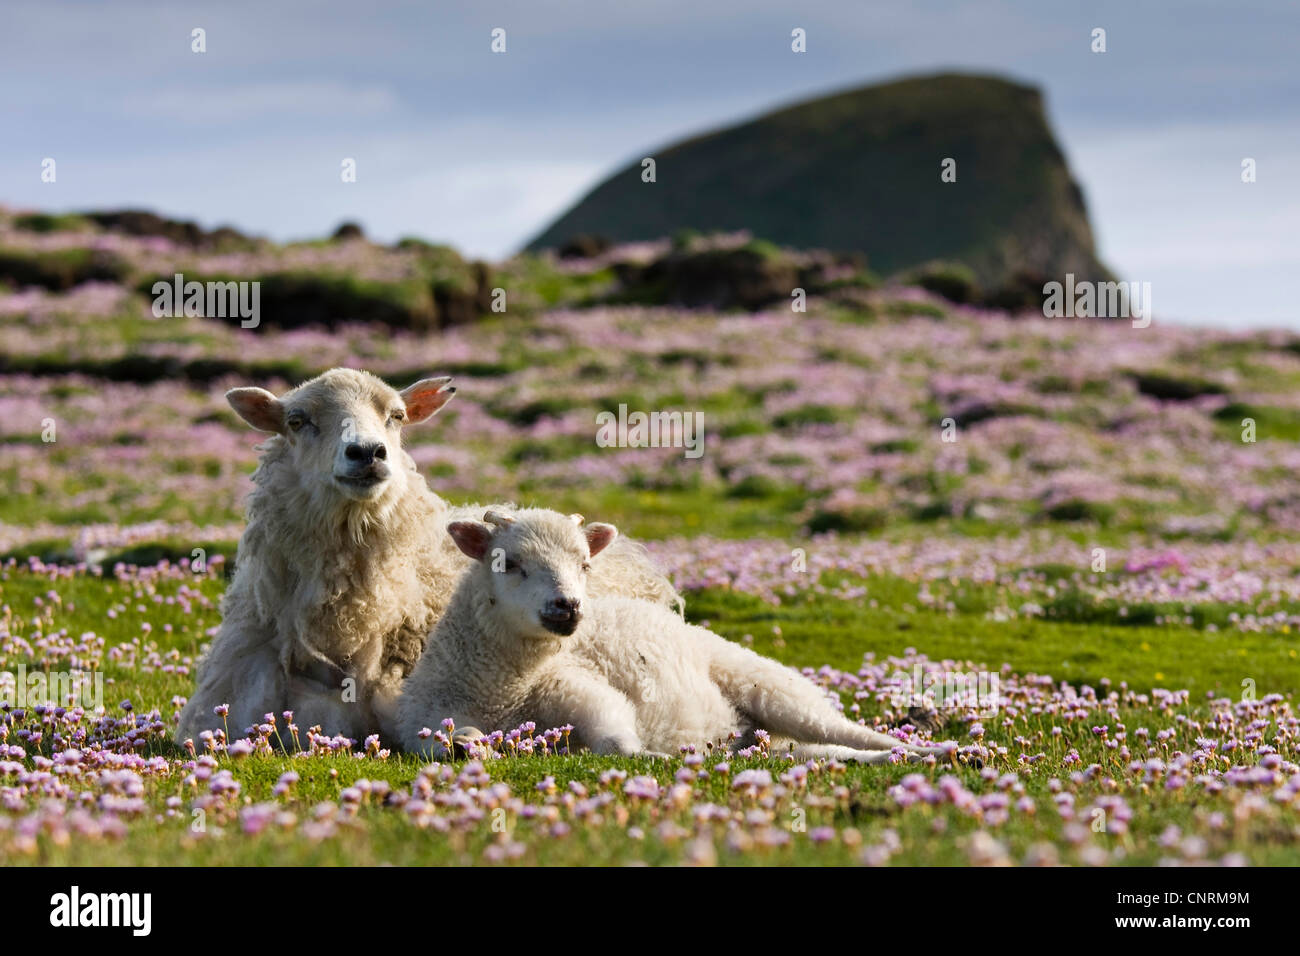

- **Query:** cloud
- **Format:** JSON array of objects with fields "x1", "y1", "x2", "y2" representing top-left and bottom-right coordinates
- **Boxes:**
[
  {"x1": 3, "y1": 0, "x2": 1299, "y2": 325},
  {"x1": 122, "y1": 82, "x2": 401, "y2": 123}
]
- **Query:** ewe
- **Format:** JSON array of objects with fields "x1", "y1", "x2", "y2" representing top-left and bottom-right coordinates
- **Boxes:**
[
  {"x1": 176, "y1": 369, "x2": 680, "y2": 747},
  {"x1": 399, "y1": 509, "x2": 955, "y2": 764}
]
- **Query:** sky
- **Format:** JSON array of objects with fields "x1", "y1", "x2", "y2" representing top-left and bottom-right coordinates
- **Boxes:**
[{"x1": 2, "y1": 0, "x2": 1297, "y2": 328}]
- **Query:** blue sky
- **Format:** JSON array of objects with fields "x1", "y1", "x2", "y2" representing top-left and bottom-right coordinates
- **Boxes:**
[{"x1": 3, "y1": 0, "x2": 1297, "y2": 327}]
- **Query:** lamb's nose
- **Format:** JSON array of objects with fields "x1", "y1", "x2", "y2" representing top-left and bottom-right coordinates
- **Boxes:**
[
  {"x1": 344, "y1": 442, "x2": 385, "y2": 463},
  {"x1": 545, "y1": 597, "x2": 581, "y2": 618}
]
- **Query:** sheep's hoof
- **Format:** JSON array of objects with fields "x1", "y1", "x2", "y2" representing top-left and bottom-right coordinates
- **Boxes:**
[
  {"x1": 900, "y1": 705, "x2": 946, "y2": 735},
  {"x1": 451, "y1": 727, "x2": 485, "y2": 757},
  {"x1": 948, "y1": 750, "x2": 983, "y2": 770}
]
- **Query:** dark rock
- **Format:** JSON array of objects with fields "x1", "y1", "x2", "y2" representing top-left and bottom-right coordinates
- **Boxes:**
[
  {"x1": 983, "y1": 269, "x2": 1052, "y2": 312},
  {"x1": 331, "y1": 221, "x2": 366, "y2": 241},
  {"x1": 620, "y1": 245, "x2": 798, "y2": 310},
  {"x1": 83, "y1": 209, "x2": 252, "y2": 249},
  {"x1": 527, "y1": 73, "x2": 1113, "y2": 290},
  {"x1": 0, "y1": 248, "x2": 131, "y2": 291},
  {"x1": 908, "y1": 261, "x2": 981, "y2": 304},
  {"x1": 433, "y1": 261, "x2": 494, "y2": 326},
  {"x1": 558, "y1": 234, "x2": 611, "y2": 259},
  {"x1": 1130, "y1": 372, "x2": 1228, "y2": 402}
]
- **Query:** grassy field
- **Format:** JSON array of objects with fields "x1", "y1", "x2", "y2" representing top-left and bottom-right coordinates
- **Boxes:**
[
  {"x1": 2, "y1": 215, "x2": 1299, "y2": 866},
  {"x1": 2, "y1": 552, "x2": 1297, "y2": 866}
]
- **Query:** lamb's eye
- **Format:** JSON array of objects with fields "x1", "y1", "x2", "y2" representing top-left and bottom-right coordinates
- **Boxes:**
[
  {"x1": 581, "y1": 562, "x2": 592, "y2": 574},
  {"x1": 286, "y1": 413, "x2": 307, "y2": 432},
  {"x1": 504, "y1": 559, "x2": 525, "y2": 578},
  {"x1": 388, "y1": 409, "x2": 405, "y2": 426}
]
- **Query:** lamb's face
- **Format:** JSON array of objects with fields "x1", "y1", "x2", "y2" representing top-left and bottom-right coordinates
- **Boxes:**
[
  {"x1": 226, "y1": 368, "x2": 456, "y2": 505},
  {"x1": 449, "y1": 511, "x2": 618, "y2": 640}
]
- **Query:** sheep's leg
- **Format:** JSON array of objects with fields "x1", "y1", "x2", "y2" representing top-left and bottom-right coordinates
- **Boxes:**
[
  {"x1": 176, "y1": 622, "x2": 284, "y2": 746},
  {"x1": 287, "y1": 672, "x2": 375, "y2": 744},
  {"x1": 540, "y1": 672, "x2": 647, "y2": 756},
  {"x1": 370, "y1": 663, "x2": 410, "y2": 743},
  {"x1": 773, "y1": 743, "x2": 930, "y2": 765},
  {"x1": 709, "y1": 640, "x2": 949, "y2": 757}
]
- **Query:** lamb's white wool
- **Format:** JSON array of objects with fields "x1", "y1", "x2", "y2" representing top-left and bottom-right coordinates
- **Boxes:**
[
  {"x1": 176, "y1": 369, "x2": 680, "y2": 747},
  {"x1": 398, "y1": 509, "x2": 956, "y2": 764}
]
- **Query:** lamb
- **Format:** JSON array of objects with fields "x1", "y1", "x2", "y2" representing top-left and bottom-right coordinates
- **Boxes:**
[
  {"x1": 175, "y1": 368, "x2": 681, "y2": 748},
  {"x1": 398, "y1": 508, "x2": 957, "y2": 764}
]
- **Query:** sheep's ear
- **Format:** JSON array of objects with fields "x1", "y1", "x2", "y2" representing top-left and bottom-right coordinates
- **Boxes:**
[
  {"x1": 227, "y1": 387, "x2": 285, "y2": 434},
  {"x1": 584, "y1": 522, "x2": 618, "y2": 558},
  {"x1": 448, "y1": 521, "x2": 493, "y2": 561},
  {"x1": 400, "y1": 376, "x2": 455, "y2": 425}
]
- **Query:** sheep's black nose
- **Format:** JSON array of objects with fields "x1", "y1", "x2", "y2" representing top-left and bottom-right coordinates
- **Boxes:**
[
  {"x1": 542, "y1": 597, "x2": 581, "y2": 621},
  {"x1": 540, "y1": 597, "x2": 582, "y2": 634},
  {"x1": 345, "y1": 442, "x2": 386, "y2": 463}
]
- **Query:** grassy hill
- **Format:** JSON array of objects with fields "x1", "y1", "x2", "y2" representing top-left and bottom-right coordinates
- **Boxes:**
[
  {"x1": 4, "y1": 208, "x2": 1300, "y2": 867},
  {"x1": 527, "y1": 73, "x2": 1111, "y2": 288}
]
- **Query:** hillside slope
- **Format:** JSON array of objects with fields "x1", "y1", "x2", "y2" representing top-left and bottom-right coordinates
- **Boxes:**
[{"x1": 526, "y1": 73, "x2": 1110, "y2": 287}]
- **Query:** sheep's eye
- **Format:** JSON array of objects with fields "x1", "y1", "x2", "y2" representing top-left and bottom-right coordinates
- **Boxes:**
[
  {"x1": 286, "y1": 413, "x2": 307, "y2": 432},
  {"x1": 504, "y1": 559, "x2": 524, "y2": 577},
  {"x1": 388, "y1": 409, "x2": 405, "y2": 426},
  {"x1": 581, "y1": 562, "x2": 592, "y2": 574}
]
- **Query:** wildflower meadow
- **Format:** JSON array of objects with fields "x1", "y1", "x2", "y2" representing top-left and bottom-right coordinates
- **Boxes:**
[
  {"x1": 2, "y1": 209, "x2": 1298, "y2": 876},
  {"x1": 1, "y1": 8, "x2": 1296, "y2": 928}
]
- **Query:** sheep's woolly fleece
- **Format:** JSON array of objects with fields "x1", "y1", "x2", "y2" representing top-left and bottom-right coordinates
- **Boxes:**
[
  {"x1": 399, "y1": 508, "x2": 950, "y2": 764},
  {"x1": 176, "y1": 368, "x2": 680, "y2": 747}
]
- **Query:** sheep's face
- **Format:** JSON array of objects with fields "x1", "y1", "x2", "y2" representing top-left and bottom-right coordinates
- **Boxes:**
[
  {"x1": 449, "y1": 511, "x2": 618, "y2": 640},
  {"x1": 226, "y1": 368, "x2": 456, "y2": 505}
]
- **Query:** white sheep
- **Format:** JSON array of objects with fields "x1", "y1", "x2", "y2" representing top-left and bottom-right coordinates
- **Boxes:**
[
  {"x1": 398, "y1": 508, "x2": 956, "y2": 764},
  {"x1": 175, "y1": 368, "x2": 681, "y2": 748}
]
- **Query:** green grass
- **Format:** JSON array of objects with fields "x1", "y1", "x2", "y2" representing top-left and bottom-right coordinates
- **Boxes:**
[
  {"x1": 2, "y1": 560, "x2": 1297, "y2": 866},
  {"x1": 1213, "y1": 402, "x2": 1300, "y2": 443},
  {"x1": 688, "y1": 579, "x2": 1300, "y2": 700},
  {"x1": 524, "y1": 484, "x2": 812, "y2": 538}
]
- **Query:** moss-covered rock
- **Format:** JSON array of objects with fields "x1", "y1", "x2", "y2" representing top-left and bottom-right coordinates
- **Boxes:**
[{"x1": 0, "y1": 247, "x2": 131, "y2": 291}]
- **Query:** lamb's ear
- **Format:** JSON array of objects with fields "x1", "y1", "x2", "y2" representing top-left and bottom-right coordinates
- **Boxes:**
[
  {"x1": 226, "y1": 387, "x2": 285, "y2": 434},
  {"x1": 400, "y1": 376, "x2": 455, "y2": 425},
  {"x1": 584, "y1": 522, "x2": 618, "y2": 558},
  {"x1": 448, "y1": 521, "x2": 493, "y2": 561}
]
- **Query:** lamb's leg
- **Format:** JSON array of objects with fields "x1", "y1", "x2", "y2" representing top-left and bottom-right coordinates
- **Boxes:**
[
  {"x1": 774, "y1": 743, "x2": 930, "y2": 765},
  {"x1": 404, "y1": 711, "x2": 489, "y2": 759},
  {"x1": 709, "y1": 640, "x2": 950, "y2": 757},
  {"x1": 542, "y1": 672, "x2": 651, "y2": 756}
]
